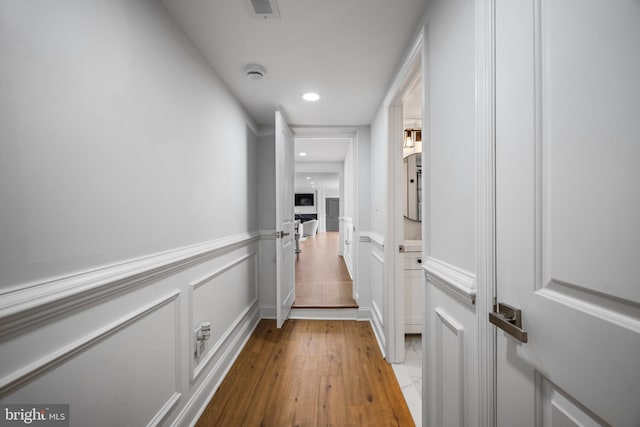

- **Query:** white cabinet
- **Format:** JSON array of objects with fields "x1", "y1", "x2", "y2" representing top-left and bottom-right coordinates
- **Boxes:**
[{"x1": 403, "y1": 241, "x2": 423, "y2": 334}]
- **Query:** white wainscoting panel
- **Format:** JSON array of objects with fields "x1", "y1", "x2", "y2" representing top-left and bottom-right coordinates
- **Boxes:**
[
  {"x1": 258, "y1": 233, "x2": 277, "y2": 319},
  {"x1": 434, "y1": 308, "x2": 465, "y2": 427},
  {"x1": 370, "y1": 250, "x2": 385, "y2": 353},
  {"x1": 341, "y1": 217, "x2": 354, "y2": 279},
  {"x1": 0, "y1": 233, "x2": 264, "y2": 427},
  {"x1": 1, "y1": 292, "x2": 181, "y2": 427},
  {"x1": 189, "y1": 251, "x2": 258, "y2": 380}
]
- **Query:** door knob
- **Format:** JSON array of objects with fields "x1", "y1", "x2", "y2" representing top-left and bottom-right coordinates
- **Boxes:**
[{"x1": 489, "y1": 303, "x2": 528, "y2": 343}]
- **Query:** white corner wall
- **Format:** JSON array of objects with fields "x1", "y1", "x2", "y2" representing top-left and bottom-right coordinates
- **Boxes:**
[
  {"x1": 425, "y1": 0, "x2": 476, "y2": 273},
  {"x1": 356, "y1": 110, "x2": 388, "y2": 349},
  {"x1": 421, "y1": 0, "x2": 479, "y2": 426},
  {"x1": 369, "y1": 106, "x2": 389, "y2": 237},
  {"x1": 0, "y1": 1, "x2": 261, "y2": 425}
]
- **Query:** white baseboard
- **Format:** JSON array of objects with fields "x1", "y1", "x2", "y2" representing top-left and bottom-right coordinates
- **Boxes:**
[
  {"x1": 260, "y1": 304, "x2": 276, "y2": 319},
  {"x1": 343, "y1": 254, "x2": 354, "y2": 280},
  {"x1": 357, "y1": 307, "x2": 386, "y2": 358}
]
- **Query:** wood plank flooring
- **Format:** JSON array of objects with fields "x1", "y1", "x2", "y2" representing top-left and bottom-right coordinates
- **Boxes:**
[
  {"x1": 294, "y1": 232, "x2": 358, "y2": 308},
  {"x1": 196, "y1": 320, "x2": 414, "y2": 427}
]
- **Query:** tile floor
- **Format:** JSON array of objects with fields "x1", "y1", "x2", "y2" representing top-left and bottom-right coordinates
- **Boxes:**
[{"x1": 392, "y1": 334, "x2": 423, "y2": 426}]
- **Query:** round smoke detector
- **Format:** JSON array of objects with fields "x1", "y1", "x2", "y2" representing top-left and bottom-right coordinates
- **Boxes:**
[{"x1": 245, "y1": 64, "x2": 266, "y2": 80}]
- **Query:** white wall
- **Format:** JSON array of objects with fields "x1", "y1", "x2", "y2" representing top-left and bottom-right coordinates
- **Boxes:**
[
  {"x1": 258, "y1": 134, "x2": 276, "y2": 231},
  {"x1": 356, "y1": 126, "x2": 371, "y2": 233},
  {"x1": 369, "y1": 107, "x2": 388, "y2": 236},
  {"x1": 257, "y1": 133, "x2": 277, "y2": 318},
  {"x1": 353, "y1": 126, "x2": 371, "y2": 313},
  {"x1": 357, "y1": 113, "x2": 387, "y2": 348},
  {"x1": 425, "y1": 0, "x2": 476, "y2": 273},
  {"x1": 341, "y1": 141, "x2": 354, "y2": 263},
  {"x1": 0, "y1": 1, "x2": 261, "y2": 425},
  {"x1": 421, "y1": 0, "x2": 479, "y2": 426},
  {"x1": 0, "y1": 0, "x2": 258, "y2": 289}
]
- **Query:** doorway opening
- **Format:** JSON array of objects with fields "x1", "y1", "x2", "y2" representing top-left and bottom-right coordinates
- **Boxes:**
[
  {"x1": 383, "y1": 30, "x2": 424, "y2": 425},
  {"x1": 391, "y1": 75, "x2": 423, "y2": 420},
  {"x1": 291, "y1": 136, "x2": 358, "y2": 309}
]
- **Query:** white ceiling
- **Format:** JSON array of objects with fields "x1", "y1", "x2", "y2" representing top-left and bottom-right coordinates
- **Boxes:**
[
  {"x1": 295, "y1": 172, "x2": 339, "y2": 191},
  {"x1": 161, "y1": 0, "x2": 428, "y2": 126},
  {"x1": 295, "y1": 138, "x2": 350, "y2": 162},
  {"x1": 403, "y1": 79, "x2": 422, "y2": 128}
]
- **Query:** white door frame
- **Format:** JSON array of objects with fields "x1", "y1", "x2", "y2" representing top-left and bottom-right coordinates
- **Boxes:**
[
  {"x1": 384, "y1": 30, "x2": 423, "y2": 363},
  {"x1": 475, "y1": 0, "x2": 497, "y2": 425},
  {"x1": 291, "y1": 127, "x2": 360, "y2": 304}
]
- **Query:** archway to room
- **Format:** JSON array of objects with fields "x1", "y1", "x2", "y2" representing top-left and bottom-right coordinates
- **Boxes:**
[{"x1": 291, "y1": 136, "x2": 358, "y2": 309}]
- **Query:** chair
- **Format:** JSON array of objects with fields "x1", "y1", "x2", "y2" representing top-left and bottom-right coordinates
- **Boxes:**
[{"x1": 301, "y1": 219, "x2": 318, "y2": 237}]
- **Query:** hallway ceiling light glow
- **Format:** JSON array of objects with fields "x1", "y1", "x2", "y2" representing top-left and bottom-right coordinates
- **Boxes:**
[
  {"x1": 299, "y1": 152, "x2": 307, "y2": 156},
  {"x1": 306, "y1": 176, "x2": 311, "y2": 179},
  {"x1": 302, "y1": 92, "x2": 320, "y2": 102}
]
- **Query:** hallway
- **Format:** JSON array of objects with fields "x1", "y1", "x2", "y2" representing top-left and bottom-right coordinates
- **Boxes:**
[
  {"x1": 195, "y1": 319, "x2": 414, "y2": 427},
  {"x1": 293, "y1": 232, "x2": 358, "y2": 308}
]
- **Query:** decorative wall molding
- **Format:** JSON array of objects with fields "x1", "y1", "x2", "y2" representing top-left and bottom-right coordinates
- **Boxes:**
[
  {"x1": 344, "y1": 249, "x2": 354, "y2": 280},
  {"x1": 435, "y1": 308, "x2": 465, "y2": 427},
  {"x1": 368, "y1": 249, "x2": 386, "y2": 356},
  {"x1": 0, "y1": 290, "x2": 180, "y2": 396},
  {"x1": 189, "y1": 251, "x2": 258, "y2": 381},
  {"x1": 424, "y1": 257, "x2": 476, "y2": 305},
  {"x1": 190, "y1": 252, "x2": 257, "y2": 290},
  {"x1": 372, "y1": 300, "x2": 384, "y2": 328},
  {"x1": 191, "y1": 300, "x2": 259, "y2": 381},
  {"x1": 359, "y1": 231, "x2": 385, "y2": 249},
  {"x1": 148, "y1": 392, "x2": 182, "y2": 427},
  {"x1": 0, "y1": 232, "x2": 260, "y2": 337},
  {"x1": 173, "y1": 306, "x2": 260, "y2": 427}
]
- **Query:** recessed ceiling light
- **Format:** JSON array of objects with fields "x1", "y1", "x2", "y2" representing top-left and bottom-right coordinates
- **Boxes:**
[
  {"x1": 299, "y1": 152, "x2": 307, "y2": 157},
  {"x1": 310, "y1": 182, "x2": 315, "y2": 184},
  {"x1": 306, "y1": 177, "x2": 311, "y2": 180},
  {"x1": 302, "y1": 92, "x2": 320, "y2": 102}
]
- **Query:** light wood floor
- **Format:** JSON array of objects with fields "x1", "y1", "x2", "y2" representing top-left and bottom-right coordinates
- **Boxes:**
[
  {"x1": 196, "y1": 320, "x2": 415, "y2": 427},
  {"x1": 294, "y1": 232, "x2": 358, "y2": 308}
]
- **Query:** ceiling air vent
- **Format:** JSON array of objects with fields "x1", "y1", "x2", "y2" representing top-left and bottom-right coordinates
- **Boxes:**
[{"x1": 244, "y1": 0, "x2": 281, "y2": 19}]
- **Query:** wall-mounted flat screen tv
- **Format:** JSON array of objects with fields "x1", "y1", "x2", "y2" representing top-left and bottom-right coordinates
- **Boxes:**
[{"x1": 295, "y1": 193, "x2": 315, "y2": 206}]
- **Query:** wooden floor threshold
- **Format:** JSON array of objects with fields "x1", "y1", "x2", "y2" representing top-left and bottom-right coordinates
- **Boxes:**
[
  {"x1": 290, "y1": 307, "x2": 359, "y2": 320},
  {"x1": 292, "y1": 302, "x2": 359, "y2": 309}
]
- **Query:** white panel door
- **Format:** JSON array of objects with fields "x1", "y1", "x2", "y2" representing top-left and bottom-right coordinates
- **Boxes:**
[
  {"x1": 275, "y1": 111, "x2": 295, "y2": 328},
  {"x1": 495, "y1": 1, "x2": 640, "y2": 426}
]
